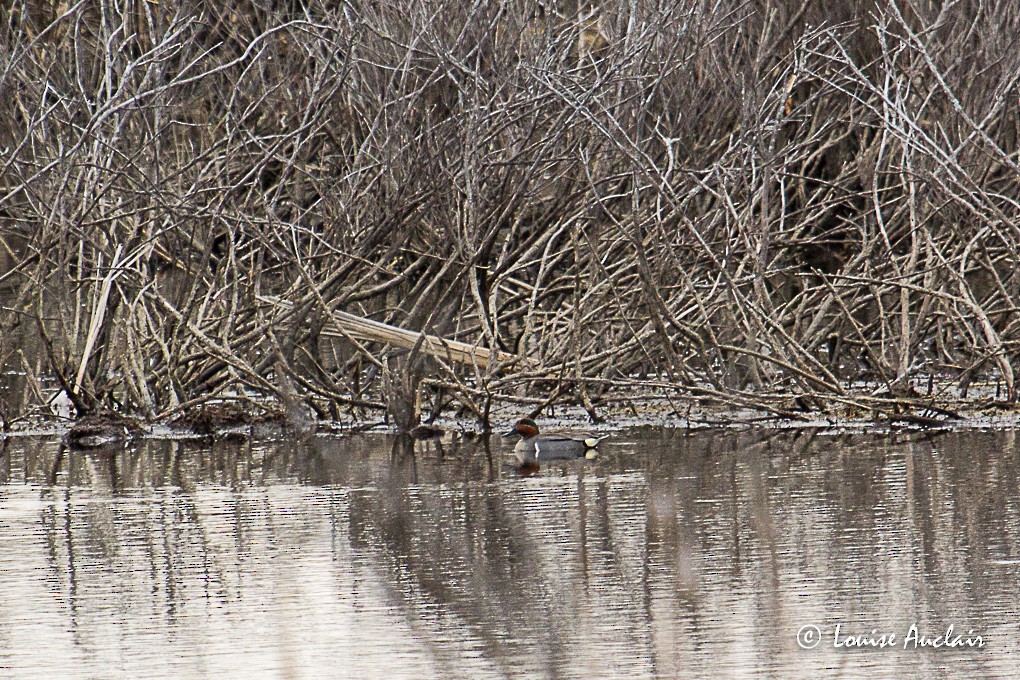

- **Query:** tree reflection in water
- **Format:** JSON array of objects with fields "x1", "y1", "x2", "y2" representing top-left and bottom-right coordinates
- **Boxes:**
[{"x1": 0, "y1": 429, "x2": 1015, "y2": 678}]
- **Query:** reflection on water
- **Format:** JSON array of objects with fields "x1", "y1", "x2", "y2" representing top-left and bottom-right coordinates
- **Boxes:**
[{"x1": 0, "y1": 428, "x2": 1017, "y2": 678}]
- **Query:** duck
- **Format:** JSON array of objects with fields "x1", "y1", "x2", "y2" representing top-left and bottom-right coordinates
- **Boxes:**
[{"x1": 502, "y1": 417, "x2": 605, "y2": 462}]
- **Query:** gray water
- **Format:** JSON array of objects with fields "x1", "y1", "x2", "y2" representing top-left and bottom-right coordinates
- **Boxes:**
[{"x1": 0, "y1": 428, "x2": 1016, "y2": 679}]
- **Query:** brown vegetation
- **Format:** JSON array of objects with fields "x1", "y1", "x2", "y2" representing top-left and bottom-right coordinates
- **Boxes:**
[{"x1": 1, "y1": 0, "x2": 1020, "y2": 430}]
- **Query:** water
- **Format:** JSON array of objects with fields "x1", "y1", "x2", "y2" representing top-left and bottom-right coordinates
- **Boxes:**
[{"x1": 0, "y1": 428, "x2": 1017, "y2": 678}]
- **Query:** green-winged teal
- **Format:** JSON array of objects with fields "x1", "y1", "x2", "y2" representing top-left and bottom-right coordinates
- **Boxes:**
[{"x1": 503, "y1": 418, "x2": 605, "y2": 461}]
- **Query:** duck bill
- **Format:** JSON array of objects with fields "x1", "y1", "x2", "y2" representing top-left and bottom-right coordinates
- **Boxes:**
[{"x1": 501, "y1": 428, "x2": 517, "y2": 437}]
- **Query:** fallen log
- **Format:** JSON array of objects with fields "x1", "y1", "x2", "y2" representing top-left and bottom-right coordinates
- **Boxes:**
[{"x1": 258, "y1": 295, "x2": 514, "y2": 369}]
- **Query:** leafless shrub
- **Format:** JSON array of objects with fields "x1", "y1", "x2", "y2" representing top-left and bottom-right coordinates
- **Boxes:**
[{"x1": 1, "y1": 0, "x2": 1019, "y2": 428}]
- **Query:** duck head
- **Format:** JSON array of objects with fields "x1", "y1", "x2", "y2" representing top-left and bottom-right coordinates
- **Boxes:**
[{"x1": 503, "y1": 417, "x2": 539, "y2": 439}]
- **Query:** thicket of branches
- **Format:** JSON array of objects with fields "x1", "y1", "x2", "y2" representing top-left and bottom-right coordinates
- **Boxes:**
[{"x1": 2, "y1": 0, "x2": 1019, "y2": 429}]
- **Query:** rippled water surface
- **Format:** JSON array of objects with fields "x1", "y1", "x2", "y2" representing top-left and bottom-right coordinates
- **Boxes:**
[{"x1": 0, "y1": 428, "x2": 1018, "y2": 678}]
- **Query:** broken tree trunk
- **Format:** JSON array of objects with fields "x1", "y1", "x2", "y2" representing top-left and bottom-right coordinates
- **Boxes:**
[{"x1": 258, "y1": 295, "x2": 515, "y2": 370}]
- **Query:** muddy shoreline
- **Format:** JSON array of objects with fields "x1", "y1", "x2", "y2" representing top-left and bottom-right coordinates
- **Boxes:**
[{"x1": 5, "y1": 384, "x2": 1020, "y2": 447}]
